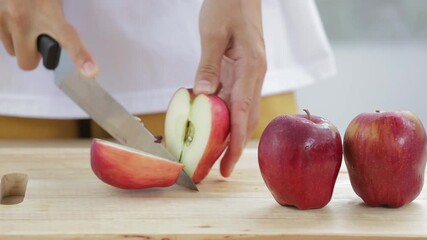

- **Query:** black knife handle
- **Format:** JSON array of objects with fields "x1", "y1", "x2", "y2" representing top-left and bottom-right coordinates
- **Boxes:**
[{"x1": 37, "y1": 34, "x2": 62, "y2": 70}]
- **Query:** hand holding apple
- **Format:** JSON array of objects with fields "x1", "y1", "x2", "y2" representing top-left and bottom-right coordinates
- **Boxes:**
[
  {"x1": 344, "y1": 110, "x2": 427, "y2": 207},
  {"x1": 258, "y1": 110, "x2": 342, "y2": 210}
]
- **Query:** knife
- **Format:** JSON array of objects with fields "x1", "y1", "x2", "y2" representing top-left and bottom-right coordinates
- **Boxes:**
[{"x1": 36, "y1": 34, "x2": 198, "y2": 191}]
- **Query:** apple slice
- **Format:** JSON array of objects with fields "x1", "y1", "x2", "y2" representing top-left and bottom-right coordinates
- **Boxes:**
[
  {"x1": 91, "y1": 138, "x2": 184, "y2": 189},
  {"x1": 165, "y1": 88, "x2": 230, "y2": 184}
]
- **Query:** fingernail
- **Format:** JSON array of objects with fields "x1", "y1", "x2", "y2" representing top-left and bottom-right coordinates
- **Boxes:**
[
  {"x1": 81, "y1": 60, "x2": 99, "y2": 79},
  {"x1": 195, "y1": 80, "x2": 212, "y2": 93}
]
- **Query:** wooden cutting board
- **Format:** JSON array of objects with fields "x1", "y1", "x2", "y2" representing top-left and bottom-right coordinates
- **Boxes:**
[{"x1": 0, "y1": 140, "x2": 426, "y2": 240}]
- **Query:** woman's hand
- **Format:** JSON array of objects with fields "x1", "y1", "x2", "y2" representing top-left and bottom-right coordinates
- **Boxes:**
[
  {"x1": 0, "y1": 0, "x2": 98, "y2": 78},
  {"x1": 194, "y1": 0, "x2": 267, "y2": 177}
]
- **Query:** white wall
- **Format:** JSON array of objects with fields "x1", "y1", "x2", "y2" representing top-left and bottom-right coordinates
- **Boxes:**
[{"x1": 295, "y1": 42, "x2": 427, "y2": 135}]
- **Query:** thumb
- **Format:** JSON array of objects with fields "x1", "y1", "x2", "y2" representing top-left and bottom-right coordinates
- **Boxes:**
[
  {"x1": 54, "y1": 24, "x2": 99, "y2": 79},
  {"x1": 194, "y1": 34, "x2": 229, "y2": 95}
]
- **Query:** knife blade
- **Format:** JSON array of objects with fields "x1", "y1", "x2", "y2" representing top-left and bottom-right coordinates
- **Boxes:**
[{"x1": 37, "y1": 34, "x2": 197, "y2": 191}]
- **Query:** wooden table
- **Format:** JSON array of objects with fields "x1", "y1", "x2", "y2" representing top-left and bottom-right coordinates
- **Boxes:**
[{"x1": 0, "y1": 140, "x2": 426, "y2": 239}]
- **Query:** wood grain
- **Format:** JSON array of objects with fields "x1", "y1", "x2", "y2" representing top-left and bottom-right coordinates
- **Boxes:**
[{"x1": 0, "y1": 140, "x2": 426, "y2": 240}]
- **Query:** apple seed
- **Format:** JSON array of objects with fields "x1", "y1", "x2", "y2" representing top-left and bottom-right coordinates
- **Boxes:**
[
  {"x1": 154, "y1": 135, "x2": 163, "y2": 143},
  {"x1": 185, "y1": 121, "x2": 195, "y2": 145}
]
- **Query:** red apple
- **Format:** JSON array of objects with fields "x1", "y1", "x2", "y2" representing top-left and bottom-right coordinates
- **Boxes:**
[
  {"x1": 164, "y1": 88, "x2": 230, "y2": 184},
  {"x1": 258, "y1": 110, "x2": 342, "y2": 210},
  {"x1": 91, "y1": 138, "x2": 184, "y2": 189},
  {"x1": 344, "y1": 110, "x2": 427, "y2": 207}
]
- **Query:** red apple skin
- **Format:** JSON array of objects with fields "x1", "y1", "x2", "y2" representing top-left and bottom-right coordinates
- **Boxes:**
[
  {"x1": 91, "y1": 139, "x2": 184, "y2": 189},
  {"x1": 258, "y1": 112, "x2": 342, "y2": 210},
  {"x1": 344, "y1": 111, "x2": 427, "y2": 208},
  {"x1": 189, "y1": 92, "x2": 230, "y2": 184}
]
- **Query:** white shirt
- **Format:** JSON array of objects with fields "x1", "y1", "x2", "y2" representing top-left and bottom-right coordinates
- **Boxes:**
[{"x1": 0, "y1": 0, "x2": 335, "y2": 119}]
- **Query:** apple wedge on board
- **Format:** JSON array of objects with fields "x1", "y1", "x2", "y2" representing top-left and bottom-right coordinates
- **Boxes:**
[
  {"x1": 165, "y1": 88, "x2": 230, "y2": 184},
  {"x1": 91, "y1": 139, "x2": 184, "y2": 189}
]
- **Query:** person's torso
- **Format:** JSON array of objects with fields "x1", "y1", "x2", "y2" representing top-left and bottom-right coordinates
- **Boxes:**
[{"x1": 0, "y1": 0, "x2": 335, "y2": 118}]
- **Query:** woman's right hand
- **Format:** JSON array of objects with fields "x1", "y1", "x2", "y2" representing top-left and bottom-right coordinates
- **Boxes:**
[{"x1": 0, "y1": 0, "x2": 98, "y2": 78}]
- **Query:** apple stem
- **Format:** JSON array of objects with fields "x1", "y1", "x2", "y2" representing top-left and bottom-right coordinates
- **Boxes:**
[
  {"x1": 376, "y1": 110, "x2": 381, "y2": 113},
  {"x1": 303, "y1": 109, "x2": 311, "y2": 121}
]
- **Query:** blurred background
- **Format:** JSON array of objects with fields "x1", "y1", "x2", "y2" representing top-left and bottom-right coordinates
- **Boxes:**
[{"x1": 296, "y1": 0, "x2": 427, "y2": 134}]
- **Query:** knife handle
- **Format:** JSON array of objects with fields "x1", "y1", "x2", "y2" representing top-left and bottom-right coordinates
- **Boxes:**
[{"x1": 37, "y1": 35, "x2": 62, "y2": 70}]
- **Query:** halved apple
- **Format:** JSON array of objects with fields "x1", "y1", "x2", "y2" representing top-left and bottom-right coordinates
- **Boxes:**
[
  {"x1": 91, "y1": 138, "x2": 184, "y2": 189},
  {"x1": 165, "y1": 88, "x2": 230, "y2": 184}
]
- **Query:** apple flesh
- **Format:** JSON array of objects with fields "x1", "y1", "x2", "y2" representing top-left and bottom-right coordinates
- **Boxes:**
[
  {"x1": 165, "y1": 88, "x2": 230, "y2": 184},
  {"x1": 344, "y1": 111, "x2": 427, "y2": 207},
  {"x1": 258, "y1": 110, "x2": 342, "y2": 210},
  {"x1": 91, "y1": 138, "x2": 184, "y2": 189}
]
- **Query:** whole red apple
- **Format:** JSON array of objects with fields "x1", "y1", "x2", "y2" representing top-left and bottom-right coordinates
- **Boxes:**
[
  {"x1": 258, "y1": 110, "x2": 342, "y2": 210},
  {"x1": 344, "y1": 110, "x2": 427, "y2": 207},
  {"x1": 165, "y1": 88, "x2": 230, "y2": 184}
]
